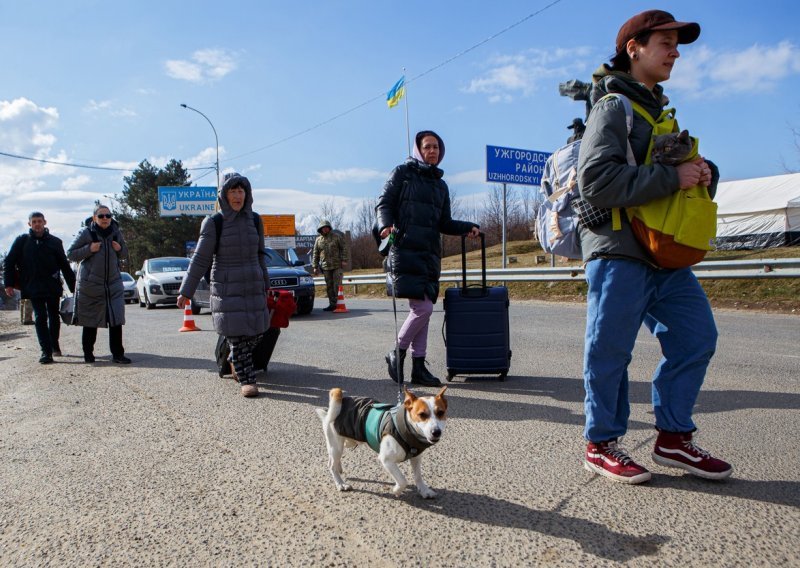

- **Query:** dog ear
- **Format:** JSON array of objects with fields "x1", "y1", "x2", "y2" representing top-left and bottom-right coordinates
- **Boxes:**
[
  {"x1": 435, "y1": 386, "x2": 448, "y2": 410},
  {"x1": 403, "y1": 387, "x2": 417, "y2": 408}
]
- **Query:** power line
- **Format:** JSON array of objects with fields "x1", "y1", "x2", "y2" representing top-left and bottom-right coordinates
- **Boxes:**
[
  {"x1": 0, "y1": 150, "x2": 215, "y2": 172},
  {"x1": 225, "y1": 0, "x2": 565, "y2": 162},
  {"x1": 0, "y1": 0, "x2": 564, "y2": 171}
]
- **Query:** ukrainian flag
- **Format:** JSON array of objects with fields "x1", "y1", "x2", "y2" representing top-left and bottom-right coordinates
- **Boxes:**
[{"x1": 386, "y1": 76, "x2": 405, "y2": 108}]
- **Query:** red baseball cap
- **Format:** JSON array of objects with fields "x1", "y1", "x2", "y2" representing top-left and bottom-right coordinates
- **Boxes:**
[{"x1": 616, "y1": 10, "x2": 700, "y2": 54}]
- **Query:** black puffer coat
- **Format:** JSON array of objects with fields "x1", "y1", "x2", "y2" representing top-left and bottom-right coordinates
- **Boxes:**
[
  {"x1": 4, "y1": 229, "x2": 75, "y2": 299},
  {"x1": 377, "y1": 133, "x2": 476, "y2": 303}
]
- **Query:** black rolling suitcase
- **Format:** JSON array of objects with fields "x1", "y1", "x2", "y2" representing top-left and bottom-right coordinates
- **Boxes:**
[
  {"x1": 443, "y1": 233, "x2": 511, "y2": 381},
  {"x1": 215, "y1": 328, "x2": 281, "y2": 378}
]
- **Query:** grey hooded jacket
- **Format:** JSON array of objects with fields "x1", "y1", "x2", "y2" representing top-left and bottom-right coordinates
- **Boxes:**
[
  {"x1": 576, "y1": 66, "x2": 719, "y2": 265},
  {"x1": 179, "y1": 174, "x2": 270, "y2": 337},
  {"x1": 67, "y1": 220, "x2": 128, "y2": 328}
]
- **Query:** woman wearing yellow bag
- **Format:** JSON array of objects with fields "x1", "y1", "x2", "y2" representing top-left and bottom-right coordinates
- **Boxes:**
[{"x1": 576, "y1": 10, "x2": 732, "y2": 484}]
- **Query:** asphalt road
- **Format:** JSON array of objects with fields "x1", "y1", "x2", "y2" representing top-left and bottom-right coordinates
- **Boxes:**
[{"x1": 1, "y1": 298, "x2": 798, "y2": 566}]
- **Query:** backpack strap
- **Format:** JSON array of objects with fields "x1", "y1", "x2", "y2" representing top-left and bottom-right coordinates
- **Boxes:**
[
  {"x1": 211, "y1": 211, "x2": 261, "y2": 254},
  {"x1": 597, "y1": 93, "x2": 636, "y2": 231},
  {"x1": 211, "y1": 212, "x2": 224, "y2": 254},
  {"x1": 206, "y1": 212, "x2": 263, "y2": 283}
]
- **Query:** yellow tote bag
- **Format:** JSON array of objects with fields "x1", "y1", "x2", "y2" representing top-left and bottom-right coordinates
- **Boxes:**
[{"x1": 626, "y1": 103, "x2": 717, "y2": 269}]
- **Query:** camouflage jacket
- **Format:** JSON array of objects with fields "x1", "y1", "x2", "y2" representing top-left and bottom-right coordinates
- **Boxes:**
[{"x1": 312, "y1": 232, "x2": 348, "y2": 270}]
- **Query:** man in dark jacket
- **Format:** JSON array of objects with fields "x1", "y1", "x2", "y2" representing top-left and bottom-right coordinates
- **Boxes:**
[{"x1": 4, "y1": 212, "x2": 75, "y2": 364}]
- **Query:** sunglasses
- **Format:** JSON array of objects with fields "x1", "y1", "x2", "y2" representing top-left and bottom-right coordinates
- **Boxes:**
[{"x1": 96, "y1": 214, "x2": 112, "y2": 219}]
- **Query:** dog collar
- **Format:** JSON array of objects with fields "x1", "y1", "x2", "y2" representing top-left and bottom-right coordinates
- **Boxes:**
[{"x1": 389, "y1": 406, "x2": 434, "y2": 459}]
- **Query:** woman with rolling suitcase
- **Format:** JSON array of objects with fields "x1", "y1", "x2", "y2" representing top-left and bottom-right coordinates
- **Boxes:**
[{"x1": 376, "y1": 130, "x2": 479, "y2": 386}]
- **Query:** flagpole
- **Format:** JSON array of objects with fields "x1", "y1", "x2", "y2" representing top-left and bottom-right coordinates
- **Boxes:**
[{"x1": 403, "y1": 68, "x2": 411, "y2": 157}]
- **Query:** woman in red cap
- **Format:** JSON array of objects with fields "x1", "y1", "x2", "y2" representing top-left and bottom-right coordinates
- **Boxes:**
[{"x1": 576, "y1": 10, "x2": 732, "y2": 484}]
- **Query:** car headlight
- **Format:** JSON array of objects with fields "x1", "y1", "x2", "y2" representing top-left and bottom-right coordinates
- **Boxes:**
[
  {"x1": 148, "y1": 281, "x2": 163, "y2": 294},
  {"x1": 299, "y1": 276, "x2": 314, "y2": 286}
]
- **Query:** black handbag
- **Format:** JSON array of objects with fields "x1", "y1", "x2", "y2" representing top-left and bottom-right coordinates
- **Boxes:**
[{"x1": 59, "y1": 295, "x2": 74, "y2": 325}]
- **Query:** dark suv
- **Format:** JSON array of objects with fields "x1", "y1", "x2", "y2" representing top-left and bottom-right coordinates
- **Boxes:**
[{"x1": 193, "y1": 248, "x2": 315, "y2": 315}]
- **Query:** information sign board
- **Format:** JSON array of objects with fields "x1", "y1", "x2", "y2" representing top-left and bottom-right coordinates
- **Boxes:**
[
  {"x1": 158, "y1": 186, "x2": 217, "y2": 217},
  {"x1": 485, "y1": 145, "x2": 551, "y2": 186},
  {"x1": 261, "y1": 214, "x2": 296, "y2": 236}
]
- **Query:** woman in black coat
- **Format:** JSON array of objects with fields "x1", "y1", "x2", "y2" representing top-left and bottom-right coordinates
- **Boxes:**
[{"x1": 376, "y1": 130, "x2": 479, "y2": 386}]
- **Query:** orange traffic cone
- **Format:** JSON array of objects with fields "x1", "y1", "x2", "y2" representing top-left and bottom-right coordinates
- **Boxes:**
[
  {"x1": 332, "y1": 285, "x2": 349, "y2": 313},
  {"x1": 179, "y1": 300, "x2": 201, "y2": 332}
]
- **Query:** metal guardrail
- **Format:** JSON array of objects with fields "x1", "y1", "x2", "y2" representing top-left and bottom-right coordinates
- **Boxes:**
[{"x1": 314, "y1": 258, "x2": 800, "y2": 287}]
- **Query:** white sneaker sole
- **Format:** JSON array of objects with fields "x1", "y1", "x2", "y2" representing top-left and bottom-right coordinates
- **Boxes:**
[
  {"x1": 652, "y1": 453, "x2": 733, "y2": 480},
  {"x1": 584, "y1": 461, "x2": 652, "y2": 484}
]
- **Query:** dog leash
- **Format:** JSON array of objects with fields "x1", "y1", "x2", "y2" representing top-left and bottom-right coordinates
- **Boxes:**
[{"x1": 386, "y1": 231, "x2": 404, "y2": 404}]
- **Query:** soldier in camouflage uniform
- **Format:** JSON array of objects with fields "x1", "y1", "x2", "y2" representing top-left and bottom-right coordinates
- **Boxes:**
[{"x1": 312, "y1": 220, "x2": 349, "y2": 311}]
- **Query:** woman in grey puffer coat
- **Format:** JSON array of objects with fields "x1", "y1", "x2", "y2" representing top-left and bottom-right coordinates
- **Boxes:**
[
  {"x1": 178, "y1": 173, "x2": 270, "y2": 397},
  {"x1": 67, "y1": 204, "x2": 130, "y2": 364}
]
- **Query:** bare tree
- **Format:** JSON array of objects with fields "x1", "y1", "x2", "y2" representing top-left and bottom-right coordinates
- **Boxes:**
[
  {"x1": 352, "y1": 197, "x2": 378, "y2": 238},
  {"x1": 316, "y1": 198, "x2": 346, "y2": 231},
  {"x1": 349, "y1": 197, "x2": 383, "y2": 269},
  {"x1": 479, "y1": 184, "x2": 519, "y2": 246}
]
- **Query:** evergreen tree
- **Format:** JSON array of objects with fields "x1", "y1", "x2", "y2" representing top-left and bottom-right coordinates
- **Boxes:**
[{"x1": 113, "y1": 159, "x2": 204, "y2": 271}]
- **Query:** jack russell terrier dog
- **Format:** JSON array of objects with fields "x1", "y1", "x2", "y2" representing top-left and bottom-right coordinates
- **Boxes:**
[{"x1": 316, "y1": 386, "x2": 448, "y2": 498}]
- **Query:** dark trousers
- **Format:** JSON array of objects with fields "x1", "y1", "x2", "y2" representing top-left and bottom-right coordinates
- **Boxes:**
[
  {"x1": 82, "y1": 325, "x2": 124, "y2": 358},
  {"x1": 31, "y1": 297, "x2": 60, "y2": 355}
]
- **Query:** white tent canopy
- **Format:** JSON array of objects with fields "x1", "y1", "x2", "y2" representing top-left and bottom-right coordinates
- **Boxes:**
[{"x1": 715, "y1": 173, "x2": 800, "y2": 249}]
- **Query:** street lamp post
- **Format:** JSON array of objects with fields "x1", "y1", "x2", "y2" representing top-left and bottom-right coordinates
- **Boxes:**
[{"x1": 180, "y1": 103, "x2": 220, "y2": 190}]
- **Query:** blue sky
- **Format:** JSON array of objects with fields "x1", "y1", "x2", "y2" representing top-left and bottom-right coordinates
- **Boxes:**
[{"x1": 2, "y1": 0, "x2": 799, "y2": 252}]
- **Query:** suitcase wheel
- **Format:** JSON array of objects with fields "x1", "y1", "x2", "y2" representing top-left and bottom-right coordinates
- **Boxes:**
[
  {"x1": 498, "y1": 371, "x2": 507, "y2": 382},
  {"x1": 446, "y1": 371, "x2": 454, "y2": 382}
]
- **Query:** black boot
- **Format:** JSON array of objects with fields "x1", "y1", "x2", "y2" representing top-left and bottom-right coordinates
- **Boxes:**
[
  {"x1": 385, "y1": 348, "x2": 407, "y2": 384},
  {"x1": 411, "y1": 357, "x2": 441, "y2": 387}
]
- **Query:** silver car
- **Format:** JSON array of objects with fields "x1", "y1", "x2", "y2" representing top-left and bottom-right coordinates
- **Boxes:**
[{"x1": 121, "y1": 271, "x2": 138, "y2": 304}]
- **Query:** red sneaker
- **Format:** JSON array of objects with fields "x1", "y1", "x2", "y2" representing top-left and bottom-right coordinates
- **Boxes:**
[
  {"x1": 652, "y1": 431, "x2": 733, "y2": 480},
  {"x1": 585, "y1": 440, "x2": 652, "y2": 484}
]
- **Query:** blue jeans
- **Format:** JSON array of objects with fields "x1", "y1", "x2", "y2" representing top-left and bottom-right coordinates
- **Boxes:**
[{"x1": 583, "y1": 259, "x2": 717, "y2": 442}]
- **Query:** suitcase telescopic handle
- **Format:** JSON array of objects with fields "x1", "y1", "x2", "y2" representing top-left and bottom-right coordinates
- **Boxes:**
[{"x1": 460, "y1": 232, "x2": 486, "y2": 292}]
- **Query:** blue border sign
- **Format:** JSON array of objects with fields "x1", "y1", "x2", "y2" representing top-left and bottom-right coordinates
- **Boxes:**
[
  {"x1": 158, "y1": 186, "x2": 217, "y2": 217},
  {"x1": 486, "y1": 145, "x2": 551, "y2": 186}
]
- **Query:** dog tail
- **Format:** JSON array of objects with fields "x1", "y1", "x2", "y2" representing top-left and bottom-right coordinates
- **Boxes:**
[{"x1": 316, "y1": 388, "x2": 343, "y2": 422}]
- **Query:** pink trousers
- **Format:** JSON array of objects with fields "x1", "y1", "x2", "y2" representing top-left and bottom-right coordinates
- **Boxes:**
[{"x1": 397, "y1": 296, "x2": 433, "y2": 358}]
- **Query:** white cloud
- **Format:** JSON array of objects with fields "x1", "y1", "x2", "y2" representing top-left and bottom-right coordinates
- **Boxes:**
[
  {"x1": 671, "y1": 41, "x2": 800, "y2": 97},
  {"x1": 447, "y1": 169, "x2": 485, "y2": 185},
  {"x1": 61, "y1": 175, "x2": 91, "y2": 191},
  {"x1": 308, "y1": 167, "x2": 386, "y2": 185},
  {"x1": 0, "y1": 98, "x2": 59, "y2": 154},
  {"x1": 183, "y1": 147, "x2": 223, "y2": 172},
  {"x1": 84, "y1": 99, "x2": 137, "y2": 118},
  {"x1": 164, "y1": 48, "x2": 239, "y2": 84},
  {"x1": 465, "y1": 47, "x2": 592, "y2": 103}
]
